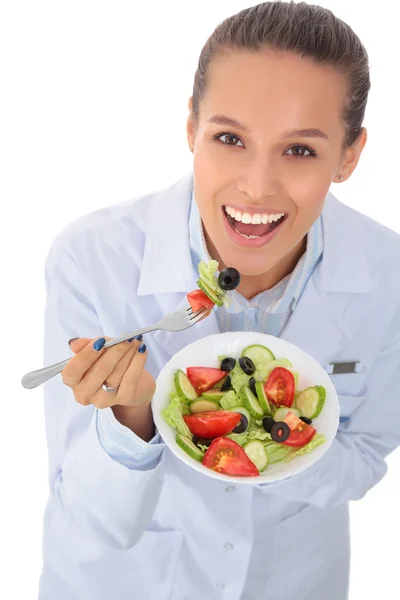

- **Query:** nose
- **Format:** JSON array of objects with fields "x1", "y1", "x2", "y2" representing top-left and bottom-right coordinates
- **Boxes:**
[{"x1": 236, "y1": 156, "x2": 279, "y2": 201}]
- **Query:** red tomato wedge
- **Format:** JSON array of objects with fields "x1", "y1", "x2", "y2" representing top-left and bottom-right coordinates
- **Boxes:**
[
  {"x1": 183, "y1": 411, "x2": 241, "y2": 439},
  {"x1": 203, "y1": 437, "x2": 259, "y2": 477},
  {"x1": 281, "y1": 411, "x2": 316, "y2": 447},
  {"x1": 264, "y1": 367, "x2": 295, "y2": 407},
  {"x1": 186, "y1": 367, "x2": 226, "y2": 394},
  {"x1": 187, "y1": 289, "x2": 214, "y2": 313}
]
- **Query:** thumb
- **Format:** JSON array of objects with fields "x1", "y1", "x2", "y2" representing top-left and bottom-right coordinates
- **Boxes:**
[{"x1": 69, "y1": 337, "x2": 92, "y2": 354}]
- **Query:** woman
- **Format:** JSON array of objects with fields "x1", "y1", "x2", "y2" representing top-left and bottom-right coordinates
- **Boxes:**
[{"x1": 39, "y1": 2, "x2": 400, "y2": 599}]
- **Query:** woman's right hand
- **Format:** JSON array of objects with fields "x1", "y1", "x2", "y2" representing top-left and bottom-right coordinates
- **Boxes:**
[{"x1": 61, "y1": 336, "x2": 156, "y2": 411}]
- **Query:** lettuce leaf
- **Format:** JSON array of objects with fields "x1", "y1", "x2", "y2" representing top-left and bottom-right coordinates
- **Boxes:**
[
  {"x1": 226, "y1": 431, "x2": 250, "y2": 446},
  {"x1": 198, "y1": 260, "x2": 223, "y2": 296},
  {"x1": 226, "y1": 421, "x2": 271, "y2": 446},
  {"x1": 264, "y1": 441, "x2": 294, "y2": 464},
  {"x1": 162, "y1": 392, "x2": 192, "y2": 437},
  {"x1": 255, "y1": 358, "x2": 296, "y2": 383},
  {"x1": 263, "y1": 433, "x2": 326, "y2": 465},
  {"x1": 230, "y1": 361, "x2": 251, "y2": 393},
  {"x1": 219, "y1": 390, "x2": 242, "y2": 410},
  {"x1": 282, "y1": 433, "x2": 326, "y2": 462}
]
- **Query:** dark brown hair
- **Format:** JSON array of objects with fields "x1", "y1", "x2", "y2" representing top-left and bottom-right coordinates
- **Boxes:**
[{"x1": 192, "y1": 1, "x2": 370, "y2": 149}]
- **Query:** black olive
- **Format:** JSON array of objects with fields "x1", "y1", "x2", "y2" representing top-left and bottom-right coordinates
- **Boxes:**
[
  {"x1": 239, "y1": 356, "x2": 256, "y2": 375},
  {"x1": 300, "y1": 416, "x2": 313, "y2": 425},
  {"x1": 220, "y1": 357, "x2": 236, "y2": 372},
  {"x1": 232, "y1": 414, "x2": 249, "y2": 434},
  {"x1": 270, "y1": 421, "x2": 290, "y2": 443},
  {"x1": 262, "y1": 416, "x2": 276, "y2": 433},
  {"x1": 192, "y1": 436, "x2": 213, "y2": 448},
  {"x1": 249, "y1": 377, "x2": 257, "y2": 396},
  {"x1": 220, "y1": 375, "x2": 232, "y2": 392},
  {"x1": 218, "y1": 267, "x2": 241, "y2": 291}
]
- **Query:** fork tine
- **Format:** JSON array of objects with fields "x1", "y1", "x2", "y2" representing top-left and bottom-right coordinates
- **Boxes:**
[{"x1": 188, "y1": 307, "x2": 208, "y2": 322}]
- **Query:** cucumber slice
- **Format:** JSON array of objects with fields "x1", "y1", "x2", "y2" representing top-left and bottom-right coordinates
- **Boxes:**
[
  {"x1": 240, "y1": 386, "x2": 264, "y2": 419},
  {"x1": 243, "y1": 440, "x2": 268, "y2": 472},
  {"x1": 241, "y1": 344, "x2": 275, "y2": 366},
  {"x1": 228, "y1": 406, "x2": 251, "y2": 424},
  {"x1": 174, "y1": 370, "x2": 197, "y2": 403},
  {"x1": 197, "y1": 279, "x2": 223, "y2": 306},
  {"x1": 255, "y1": 381, "x2": 273, "y2": 416},
  {"x1": 273, "y1": 406, "x2": 301, "y2": 421},
  {"x1": 201, "y1": 389, "x2": 226, "y2": 401},
  {"x1": 189, "y1": 399, "x2": 220, "y2": 414},
  {"x1": 176, "y1": 434, "x2": 205, "y2": 462},
  {"x1": 296, "y1": 386, "x2": 326, "y2": 419}
]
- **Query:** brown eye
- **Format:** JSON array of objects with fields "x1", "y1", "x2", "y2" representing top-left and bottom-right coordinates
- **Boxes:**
[
  {"x1": 286, "y1": 145, "x2": 316, "y2": 158},
  {"x1": 215, "y1": 133, "x2": 244, "y2": 147}
]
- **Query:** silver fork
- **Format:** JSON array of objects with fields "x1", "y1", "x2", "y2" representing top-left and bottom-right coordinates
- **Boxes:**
[{"x1": 21, "y1": 306, "x2": 207, "y2": 390}]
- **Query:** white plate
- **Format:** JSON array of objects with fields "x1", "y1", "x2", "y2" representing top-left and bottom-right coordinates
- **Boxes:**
[{"x1": 152, "y1": 331, "x2": 339, "y2": 484}]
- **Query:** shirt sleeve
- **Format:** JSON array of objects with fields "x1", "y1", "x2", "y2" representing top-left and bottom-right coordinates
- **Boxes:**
[
  {"x1": 43, "y1": 236, "x2": 167, "y2": 550},
  {"x1": 96, "y1": 407, "x2": 165, "y2": 471}
]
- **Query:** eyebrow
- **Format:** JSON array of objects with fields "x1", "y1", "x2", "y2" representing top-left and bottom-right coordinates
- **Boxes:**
[{"x1": 206, "y1": 115, "x2": 330, "y2": 140}]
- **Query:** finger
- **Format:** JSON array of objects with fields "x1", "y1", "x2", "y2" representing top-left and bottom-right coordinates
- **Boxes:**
[
  {"x1": 117, "y1": 344, "x2": 155, "y2": 407},
  {"x1": 100, "y1": 336, "x2": 144, "y2": 389},
  {"x1": 72, "y1": 338, "x2": 143, "y2": 404},
  {"x1": 69, "y1": 338, "x2": 93, "y2": 354},
  {"x1": 89, "y1": 341, "x2": 146, "y2": 409},
  {"x1": 62, "y1": 336, "x2": 131, "y2": 389}
]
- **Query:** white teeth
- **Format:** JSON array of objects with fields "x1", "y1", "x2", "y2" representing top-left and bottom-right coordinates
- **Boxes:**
[
  {"x1": 225, "y1": 206, "x2": 285, "y2": 225},
  {"x1": 241, "y1": 212, "x2": 252, "y2": 224}
]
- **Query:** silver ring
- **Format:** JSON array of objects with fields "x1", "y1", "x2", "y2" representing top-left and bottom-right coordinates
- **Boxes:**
[{"x1": 102, "y1": 382, "x2": 119, "y2": 393}]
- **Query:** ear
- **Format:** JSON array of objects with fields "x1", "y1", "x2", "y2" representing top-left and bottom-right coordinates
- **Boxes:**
[
  {"x1": 336, "y1": 127, "x2": 368, "y2": 182},
  {"x1": 186, "y1": 96, "x2": 195, "y2": 153}
]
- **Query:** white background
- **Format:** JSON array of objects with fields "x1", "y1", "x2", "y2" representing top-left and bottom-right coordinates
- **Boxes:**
[{"x1": 1, "y1": 1, "x2": 399, "y2": 598}]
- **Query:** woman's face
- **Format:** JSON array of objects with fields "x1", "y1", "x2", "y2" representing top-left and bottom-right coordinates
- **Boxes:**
[{"x1": 187, "y1": 50, "x2": 366, "y2": 282}]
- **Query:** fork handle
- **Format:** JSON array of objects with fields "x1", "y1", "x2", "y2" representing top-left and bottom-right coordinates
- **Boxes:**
[{"x1": 21, "y1": 324, "x2": 156, "y2": 390}]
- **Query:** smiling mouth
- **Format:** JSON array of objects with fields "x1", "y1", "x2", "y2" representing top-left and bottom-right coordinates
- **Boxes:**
[{"x1": 223, "y1": 206, "x2": 287, "y2": 239}]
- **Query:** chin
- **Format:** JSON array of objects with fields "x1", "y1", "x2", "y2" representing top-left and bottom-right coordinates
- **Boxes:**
[{"x1": 218, "y1": 247, "x2": 278, "y2": 277}]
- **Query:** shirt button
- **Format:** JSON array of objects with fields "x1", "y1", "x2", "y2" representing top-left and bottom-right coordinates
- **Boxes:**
[
  {"x1": 216, "y1": 583, "x2": 225, "y2": 590},
  {"x1": 224, "y1": 543, "x2": 234, "y2": 550},
  {"x1": 225, "y1": 486, "x2": 235, "y2": 492}
]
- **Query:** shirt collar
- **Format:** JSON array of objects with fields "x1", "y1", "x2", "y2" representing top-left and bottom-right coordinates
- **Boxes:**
[{"x1": 137, "y1": 171, "x2": 372, "y2": 297}]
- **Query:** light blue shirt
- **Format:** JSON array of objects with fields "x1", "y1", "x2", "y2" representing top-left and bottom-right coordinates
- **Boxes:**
[
  {"x1": 97, "y1": 191, "x2": 323, "y2": 468},
  {"x1": 40, "y1": 171, "x2": 400, "y2": 600}
]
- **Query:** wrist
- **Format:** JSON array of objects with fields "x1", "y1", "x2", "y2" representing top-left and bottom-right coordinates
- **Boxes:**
[{"x1": 111, "y1": 403, "x2": 155, "y2": 442}]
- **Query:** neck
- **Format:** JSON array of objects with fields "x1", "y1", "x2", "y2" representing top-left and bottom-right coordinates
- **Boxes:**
[{"x1": 204, "y1": 231, "x2": 307, "y2": 300}]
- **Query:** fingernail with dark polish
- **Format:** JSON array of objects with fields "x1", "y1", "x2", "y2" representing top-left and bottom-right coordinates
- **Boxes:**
[
  {"x1": 138, "y1": 343, "x2": 146, "y2": 354},
  {"x1": 134, "y1": 334, "x2": 143, "y2": 341},
  {"x1": 128, "y1": 337, "x2": 135, "y2": 343},
  {"x1": 68, "y1": 337, "x2": 79, "y2": 346},
  {"x1": 93, "y1": 337, "x2": 106, "y2": 351}
]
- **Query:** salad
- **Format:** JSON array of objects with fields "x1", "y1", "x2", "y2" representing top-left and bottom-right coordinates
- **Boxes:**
[
  {"x1": 162, "y1": 344, "x2": 327, "y2": 477},
  {"x1": 166, "y1": 259, "x2": 327, "y2": 477},
  {"x1": 186, "y1": 259, "x2": 240, "y2": 316}
]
